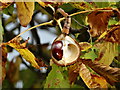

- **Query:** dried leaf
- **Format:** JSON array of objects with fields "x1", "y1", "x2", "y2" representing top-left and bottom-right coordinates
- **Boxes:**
[
  {"x1": 105, "y1": 25, "x2": 120, "y2": 44},
  {"x1": 81, "y1": 59, "x2": 120, "y2": 85},
  {"x1": 88, "y1": 9, "x2": 113, "y2": 37},
  {"x1": 1, "y1": 45, "x2": 7, "y2": 82},
  {"x1": 7, "y1": 56, "x2": 22, "y2": 83},
  {"x1": 68, "y1": 62, "x2": 81, "y2": 84},
  {"x1": 79, "y1": 63, "x2": 101, "y2": 88},
  {"x1": 91, "y1": 74, "x2": 108, "y2": 88},
  {"x1": 16, "y1": 2, "x2": 34, "y2": 27},
  {"x1": 0, "y1": 45, "x2": 7, "y2": 88},
  {"x1": 95, "y1": 42, "x2": 118, "y2": 65},
  {"x1": 7, "y1": 37, "x2": 40, "y2": 69}
]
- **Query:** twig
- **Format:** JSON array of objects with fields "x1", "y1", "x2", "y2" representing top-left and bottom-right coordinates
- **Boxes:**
[{"x1": 8, "y1": 20, "x2": 53, "y2": 42}]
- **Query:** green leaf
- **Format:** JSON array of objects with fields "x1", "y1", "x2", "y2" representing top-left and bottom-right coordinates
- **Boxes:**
[
  {"x1": 71, "y1": 13, "x2": 87, "y2": 30},
  {"x1": 108, "y1": 18, "x2": 118, "y2": 26},
  {"x1": 94, "y1": 2, "x2": 110, "y2": 8},
  {"x1": 0, "y1": 18, "x2": 4, "y2": 43},
  {"x1": 44, "y1": 64, "x2": 70, "y2": 88},
  {"x1": 3, "y1": 4, "x2": 14, "y2": 15},
  {"x1": 83, "y1": 50, "x2": 97, "y2": 61},
  {"x1": 59, "y1": 3, "x2": 75, "y2": 12}
]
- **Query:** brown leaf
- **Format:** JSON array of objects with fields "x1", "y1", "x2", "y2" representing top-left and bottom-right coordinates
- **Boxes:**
[
  {"x1": 79, "y1": 63, "x2": 101, "y2": 88},
  {"x1": 68, "y1": 62, "x2": 81, "y2": 84},
  {"x1": 35, "y1": 58, "x2": 48, "y2": 67},
  {"x1": 81, "y1": 59, "x2": 120, "y2": 85},
  {"x1": 16, "y1": 2, "x2": 34, "y2": 27},
  {"x1": 105, "y1": 25, "x2": 120, "y2": 44},
  {"x1": 1, "y1": 45, "x2": 7, "y2": 82},
  {"x1": 88, "y1": 9, "x2": 113, "y2": 37},
  {"x1": 7, "y1": 56, "x2": 22, "y2": 83}
]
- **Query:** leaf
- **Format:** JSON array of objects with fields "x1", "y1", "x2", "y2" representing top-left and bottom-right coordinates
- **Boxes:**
[
  {"x1": 1, "y1": 45, "x2": 7, "y2": 82},
  {"x1": 70, "y1": 2, "x2": 93, "y2": 10},
  {"x1": 79, "y1": 63, "x2": 101, "y2": 88},
  {"x1": 0, "y1": 1, "x2": 13, "y2": 10},
  {"x1": 0, "y1": 18, "x2": 4, "y2": 43},
  {"x1": 95, "y1": 42, "x2": 118, "y2": 65},
  {"x1": 60, "y1": 3, "x2": 75, "y2": 13},
  {"x1": 81, "y1": 59, "x2": 120, "y2": 85},
  {"x1": 105, "y1": 25, "x2": 120, "y2": 44},
  {"x1": 83, "y1": 50, "x2": 98, "y2": 61},
  {"x1": 7, "y1": 37, "x2": 40, "y2": 69},
  {"x1": 44, "y1": 64, "x2": 70, "y2": 88},
  {"x1": 71, "y1": 14, "x2": 87, "y2": 29},
  {"x1": 88, "y1": 9, "x2": 113, "y2": 37},
  {"x1": 2, "y1": 4, "x2": 14, "y2": 15},
  {"x1": 94, "y1": 2, "x2": 110, "y2": 8},
  {"x1": 79, "y1": 42, "x2": 92, "y2": 51},
  {"x1": 68, "y1": 63, "x2": 80, "y2": 84},
  {"x1": 15, "y1": 2, "x2": 34, "y2": 27},
  {"x1": 7, "y1": 56, "x2": 22, "y2": 83},
  {"x1": 91, "y1": 74, "x2": 108, "y2": 88},
  {"x1": 35, "y1": 0, "x2": 47, "y2": 7}
]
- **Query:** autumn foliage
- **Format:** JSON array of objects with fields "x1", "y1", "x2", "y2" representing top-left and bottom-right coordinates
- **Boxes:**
[{"x1": 0, "y1": 1, "x2": 120, "y2": 89}]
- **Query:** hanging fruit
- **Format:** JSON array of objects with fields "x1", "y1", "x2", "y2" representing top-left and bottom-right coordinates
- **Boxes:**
[{"x1": 51, "y1": 33, "x2": 80, "y2": 66}]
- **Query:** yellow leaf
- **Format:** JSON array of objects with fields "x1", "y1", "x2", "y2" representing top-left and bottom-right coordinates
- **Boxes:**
[
  {"x1": 79, "y1": 63, "x2": 101, "y2": 88},
  {"x1": 15, "y1": 2, "x2": 34, "y2": 27},
  {"x1": 35, "y1": 0, "x2": 46, "y2": 7},
  {"x1": 7, "y1": 37, "x2": 40, "y2": 69},
  {"x1": 95, "y1": 42, "x2": 118, "y2": 65},
  {"x1": 91, "y1": 74, "x2": 108, "y2": 88}
]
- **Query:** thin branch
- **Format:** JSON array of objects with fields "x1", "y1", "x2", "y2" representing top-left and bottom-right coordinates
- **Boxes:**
[{"x1": 8, "y1": 20, "x2": 53, "y2": 42}]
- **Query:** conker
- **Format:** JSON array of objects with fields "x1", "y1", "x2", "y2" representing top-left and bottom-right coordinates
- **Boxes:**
[{"x1": 51, "y1": 41, "x2": 63, "y2": 60}]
